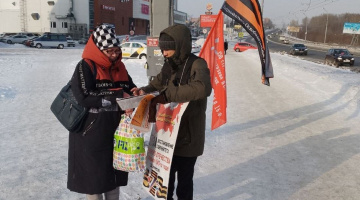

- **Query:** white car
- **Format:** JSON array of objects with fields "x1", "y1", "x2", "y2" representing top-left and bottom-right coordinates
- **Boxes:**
[
  {"x1": 32, "y1": 34, "x2": 68, "y2": 49},
  {"x1": 120, "y1": 41, "x2": 147, "y2": 59},
  {"x1": 66, "y1": 36, "x2": 76, "y2": 47},
  {"x1": 192, "y1": 42, "x2": 201, "y2": 53},
  {"x1": 4, "y1": 35, "x2": 29, "y2": 44}
]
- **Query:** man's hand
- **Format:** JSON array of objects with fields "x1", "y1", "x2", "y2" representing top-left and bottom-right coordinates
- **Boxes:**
[
  {"x1": 131, "y1": 87, "x2": 145, "y2": 96},
  {"x1": 148, "y1": 93, "x2": 168, "y2": 123}
]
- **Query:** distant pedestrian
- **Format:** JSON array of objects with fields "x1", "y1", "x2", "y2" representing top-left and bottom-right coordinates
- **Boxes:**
[{"x1": 224, "y1": 39, "x2": 228, "y2": 55}]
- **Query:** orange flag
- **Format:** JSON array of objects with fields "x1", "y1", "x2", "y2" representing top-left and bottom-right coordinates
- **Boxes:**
[{"x1": 199, "y1": 10, "x2": 226, "y2": 130}]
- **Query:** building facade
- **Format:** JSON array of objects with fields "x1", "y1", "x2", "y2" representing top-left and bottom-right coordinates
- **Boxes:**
[
  {"x1": 93, "y1": 0, "x2": 150, "y2": 36},
  {"x1": 0, "y1": 0, "x2": 90, "y2": 39},
  {"x1": 0, "y1": 0, "x2": 186, "y2": 38}
]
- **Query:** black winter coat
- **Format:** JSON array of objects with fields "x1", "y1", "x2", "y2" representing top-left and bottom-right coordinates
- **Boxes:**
[
  {"x1": 67, "y1": 36, "x2": 136, "y2": 194},
  {"x1": 141, "y1": 25, "x2": 212, "y2": 157}
]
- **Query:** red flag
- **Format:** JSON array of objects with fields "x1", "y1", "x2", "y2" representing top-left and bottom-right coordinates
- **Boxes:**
[
  {"x1": 221, "y1": 0, "x2": 274, "y2": 85},
  {"x1": 199, "y1": 10, "x2": 226, "y2": 130}
]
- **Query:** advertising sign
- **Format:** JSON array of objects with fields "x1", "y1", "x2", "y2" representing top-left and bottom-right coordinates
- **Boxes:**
[
  {"x1": 200, "y1": 15, "x2": 217, "y2": 28},
  {"x1": 287, "y1": 26, "x2": 300, "y2": 33},
  {"x1": 343, "y1": 23, "x2": 360, "y2": 35}
]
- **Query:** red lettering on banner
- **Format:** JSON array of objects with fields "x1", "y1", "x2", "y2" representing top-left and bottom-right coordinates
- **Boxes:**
[{"x1": 155, "y1": 152, "x2": 170, "y2": 164}]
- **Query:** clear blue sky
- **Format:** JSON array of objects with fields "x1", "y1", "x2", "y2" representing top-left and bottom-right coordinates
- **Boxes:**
[{"x1": 178, "y1": 0, "x2": 360, "y2": 27}]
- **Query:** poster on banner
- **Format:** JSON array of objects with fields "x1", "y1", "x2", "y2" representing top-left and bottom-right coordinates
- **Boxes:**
[{"x1": 142, "y1": 102, "x2": 189, "y2": 199}]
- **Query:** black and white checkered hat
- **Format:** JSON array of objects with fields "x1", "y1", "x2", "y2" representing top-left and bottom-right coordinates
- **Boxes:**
[{"x1": 93, "y1": 24, "x2": 120, "y2": 50}]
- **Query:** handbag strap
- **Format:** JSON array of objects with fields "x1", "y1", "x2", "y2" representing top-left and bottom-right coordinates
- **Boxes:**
[
  {"x1": 88, "y1": 59, "x2": 97, "y2": 80},
  {"x1": 69, "y1": 59, "x2": 97, "y2": 85}
]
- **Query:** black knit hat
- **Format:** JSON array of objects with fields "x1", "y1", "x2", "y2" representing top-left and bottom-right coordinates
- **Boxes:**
[
  {"x1": 93, "y1": 24, "x2": 120, "y2": 50},
  {"x1": 158, "y1": 33, "x2": 176, "y2": 50}
]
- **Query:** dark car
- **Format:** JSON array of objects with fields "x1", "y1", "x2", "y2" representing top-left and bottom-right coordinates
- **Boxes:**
[
  {"x1": 289, "y1": 43, "x2": 308, "y2": 55},
  {"x1": 324, "y1": 48, "x2": 355, "y2": 67}
]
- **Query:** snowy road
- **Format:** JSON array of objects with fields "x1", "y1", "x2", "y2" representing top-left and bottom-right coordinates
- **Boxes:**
[{"x1": 0, "y1": 45, "x2": 360, "y2": 200}]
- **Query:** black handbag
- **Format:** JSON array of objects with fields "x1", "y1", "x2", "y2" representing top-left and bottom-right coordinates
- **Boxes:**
[{"x1": 50, "y1": 60, "x2": 96, "y2": 132}]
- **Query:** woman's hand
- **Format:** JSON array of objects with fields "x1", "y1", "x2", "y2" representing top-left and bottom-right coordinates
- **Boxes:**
[
  {"x1": 124, "y1": 108, "x2": 133, "y2": 117},
  {"x1": 122, "y1": 92, "x2": 133, "y2": 116}
]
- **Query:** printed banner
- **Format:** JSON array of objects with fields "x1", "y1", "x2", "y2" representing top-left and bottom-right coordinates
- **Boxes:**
[
  {"x1": 221, "y1": 0, "x2": 274, "y2": 85},
  {"x1": 142, "y1": 102, "x2": 189, "y2": 199},
  {"x1": 199, "y1": 10, "x2": 227, "y2": 130}
]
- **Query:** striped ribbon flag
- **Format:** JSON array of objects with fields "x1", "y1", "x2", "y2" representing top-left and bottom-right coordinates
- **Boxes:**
[{"x1": 221, "y1": 0, "x2": 274, "y2": 85}]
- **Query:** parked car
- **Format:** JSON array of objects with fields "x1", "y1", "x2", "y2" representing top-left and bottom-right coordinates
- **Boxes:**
[
  {"x1": 120, "y1": 41, "x2": 147, "y2": 59},
  {"x1": 324, "y1": 48, "x2": 355, "y2": 67},
  {"x1": 289, "y1": 44, "x2": 308, "y2": 55},
  {"x1": 19, "y1": 32, "x2": 41, "y2": 38},
  {"x1": 24, "y1": 36, "x2": 39, "y2": 47},
  {"x1": 0, "y1": 32, "x2": 18, "y2": 42},
  {"x1": 191, "y1": 42, "x2": 201, "y2": 53},
  {"x1": 66, "y1": 36, "x2": 75, "y2": 47},
  {"x1": 78, "y1": 37, "x2": 89, "y2": 44},
  {"x1": 31, "y1": 34, "x2": 68, "y2": 49},
  {"x1": 233, "y1": 42, "x2": 257, "y2": 52},
  {"x1": 283, "y1": 39, "x2": 289, "y2": 44},
  {"x1": 3, "y1": 35, "x2": 29, "y2": 44}
]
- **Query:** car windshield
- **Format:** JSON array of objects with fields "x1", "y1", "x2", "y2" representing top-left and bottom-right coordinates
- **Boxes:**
[
  {"x1": 334, "y1": 49, "x2": 350, "y2": 55},
  {"x1": 294, "y1": 44, "x2": 305, "y2": 47}
]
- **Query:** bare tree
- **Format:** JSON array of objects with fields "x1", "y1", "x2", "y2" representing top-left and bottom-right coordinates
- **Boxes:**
[{"x1": 297, "y1": 13, "x2": 360, "y2": 46}]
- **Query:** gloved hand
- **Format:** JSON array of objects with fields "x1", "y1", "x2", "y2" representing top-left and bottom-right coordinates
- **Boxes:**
[{"x1": 148, "y1": 93, "x2": 168, "y2": 123}]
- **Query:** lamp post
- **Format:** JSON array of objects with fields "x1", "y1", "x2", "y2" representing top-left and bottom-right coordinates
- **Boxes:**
[
  {"x1": 303, "y1": 12, "x2": 308, "y2": 41},
  {"x1": 323, "y1": 7, "x2": 328, "y2": 44}
]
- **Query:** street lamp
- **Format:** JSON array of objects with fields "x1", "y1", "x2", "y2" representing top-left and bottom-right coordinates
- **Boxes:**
[
  {"x1": 303, "y1": 12, "x2": 308, "y2": 41},
  {"x1": 323, "y1": 7, "x2": 328, "y2": 43}
]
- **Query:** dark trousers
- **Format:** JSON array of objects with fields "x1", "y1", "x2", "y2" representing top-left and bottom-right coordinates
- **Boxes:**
[{"x1": 167, "y1": 155, "x2": 198, "y2": 200}]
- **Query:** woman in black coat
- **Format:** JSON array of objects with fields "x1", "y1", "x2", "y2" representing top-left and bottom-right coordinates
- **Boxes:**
[{"x1": 68, "y1": 24, "x2": 137, "y2": 200}]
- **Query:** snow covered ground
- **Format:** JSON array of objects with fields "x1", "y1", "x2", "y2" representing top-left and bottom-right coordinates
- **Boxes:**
[{"x1": 1, "y1": 43, "x2": 360, "y2": 200}]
